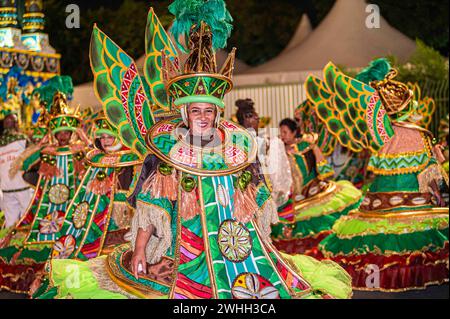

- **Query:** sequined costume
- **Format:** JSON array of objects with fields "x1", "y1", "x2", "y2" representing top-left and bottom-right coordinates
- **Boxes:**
[
  {"x1": 306, "y1": 59, "x2": 449, "y2": 291},
  {"x1": 34, "y1": 2, "x2": 352, "y2": 300}
]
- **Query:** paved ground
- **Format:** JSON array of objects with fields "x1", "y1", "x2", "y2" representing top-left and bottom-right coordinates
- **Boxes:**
[{"x1": 1, "y1": 284, "x2": 448, "y2": 299}]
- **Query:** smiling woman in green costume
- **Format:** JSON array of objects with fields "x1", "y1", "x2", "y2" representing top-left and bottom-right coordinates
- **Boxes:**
[{"x1": 33, "y1": 0, "x2": 353, "y2": 300}]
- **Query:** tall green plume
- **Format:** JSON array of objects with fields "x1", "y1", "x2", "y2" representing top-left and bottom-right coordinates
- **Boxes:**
[
  {"x1": 356, "y1": 58, "x2": 391, "y2": 84},
  {"x1": 33, "y1": 75, "x2": 74, "y2": 110},
  {"x1": 169, "y1": 0, "x2": 233, "y2": 53}
]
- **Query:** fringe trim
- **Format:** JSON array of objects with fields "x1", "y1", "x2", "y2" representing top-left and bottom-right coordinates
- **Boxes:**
[
  {"x1": 9, "y1": 144, "x2": 42, "y2": 179},
  {"x1": 73, "y1": 159, "x2": 86, "y2": 177},
  {"x1": 88, "y1": 177, "x2": 113, "y2": 196},
  {"x1": 233, "y1": 183, "x2": 259, "y2": 224},
  {"x1": 38, "y1": 162, "x2": 61, "y2": 179},
  {"x1": 142, "y1": 170, "x2": 178, "y2": 201},
  {"x1": 179, "y1": 189, "x2": 201, "y2": 221},
  {"x1": 255, "y1": 199, "x2": 279, "y2": 242},
  {"x1": 88, "y1": 256, "x2": 137, "y2": 299},
  {"x1": 129, "y1": 201, "x2": 172, "y2": 265}
]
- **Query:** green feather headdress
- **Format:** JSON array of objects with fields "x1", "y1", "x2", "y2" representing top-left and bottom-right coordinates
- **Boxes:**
[
  {"x1": 169, "y1": 0, "x2": 233, "y2": 53},
  {"x1": 33, "y1": 76, "x2": 80, "y2": 134},
  {"x1": 33, "y1": 75, "x2": 74, "y2": 111},
  {"x1": 356, "y1": 58, "x2": 391, "y2": 85}
]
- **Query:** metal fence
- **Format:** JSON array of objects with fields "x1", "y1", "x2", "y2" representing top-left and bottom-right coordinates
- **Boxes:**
[
  {"x1": 225, "y1": 79, "x2": 449, "y2": 137},
  {"x1": 416, "y1": 78, "x2": 449, "y2": 138},
  {"x1": 223, "y1": 82, "x2": 306, "y2": 128}
]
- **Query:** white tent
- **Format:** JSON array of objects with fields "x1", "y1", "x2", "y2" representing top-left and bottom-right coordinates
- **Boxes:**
[
  {"x1": 244, "y1": 0, "x2": 416, "y2": 77},
  {"x1": 280, "y1": 14, "x2": 312, "y2": 54}
]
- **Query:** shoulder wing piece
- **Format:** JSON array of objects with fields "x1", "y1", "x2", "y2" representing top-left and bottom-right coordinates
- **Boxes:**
[
  {"x1": 306, "y1": 62, "x2": 394, "y2": 153},
  {"x1": 144, "y1": 8, "x2": 180, "y2": 114},
  {"x1": 90, "y1": 25, "x2": 155, "y2": 158}
]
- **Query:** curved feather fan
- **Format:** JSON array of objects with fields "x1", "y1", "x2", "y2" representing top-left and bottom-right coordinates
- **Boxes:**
[
  {"x1": 90, "y1": 25, "x2": 155, "y2": 158},
  {"x1": 305, "y1": 62, "x2": 395, "y2": 153},
  {"x1": 295, "y1": 99, "x2": 337, "y2": 156},
  {"x1": 144, "y1": 8, "x2": 180, "y2": 115}
]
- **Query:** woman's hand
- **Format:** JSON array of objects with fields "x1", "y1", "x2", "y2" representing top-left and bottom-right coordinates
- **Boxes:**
[
  {"x1": 131, "y1": 248, "x2": 147, "y2": 279},
  {"x1": 130, "y1": 225, "x2": 155, "y2": 279}
]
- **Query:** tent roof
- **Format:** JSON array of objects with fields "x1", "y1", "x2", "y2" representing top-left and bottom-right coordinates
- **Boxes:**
[
  {"x1": 280, "y1": 14, "x2": 312, "y2": 54},
  {"x1": 72, "y1": 81, "x2": 101, "y2": 111},
  {"x1": 246, "y1": 0, "x2": 416, "y2": 74}
]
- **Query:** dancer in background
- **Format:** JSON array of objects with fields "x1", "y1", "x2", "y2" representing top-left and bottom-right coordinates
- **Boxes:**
[
  {"x1": 271, "y1": 117, "x2": 362, "y2": 257},
  {"x1": 34, "y1": 2, "x2": 352, "y2": 299},
  {"x1": 307, "y1": 59, "x2": 449, "y2": 291},
  {"x1": 53, "y1": 112, "x2": 141, "y2": 260},
  {"x1": 235, "y1": 98, "x2": 292, "y2": 207}
]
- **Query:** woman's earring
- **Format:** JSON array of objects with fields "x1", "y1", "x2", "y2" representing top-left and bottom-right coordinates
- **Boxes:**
[
  {"x1": 214, "y1": 106, "x2": 221, "y2": 128},
  {"x1": 181, "y1": 105, "x2": 189, "y2": 127}
]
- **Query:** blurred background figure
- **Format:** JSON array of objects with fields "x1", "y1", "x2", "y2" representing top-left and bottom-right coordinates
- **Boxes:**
[{"x1": 0, "y1": 105, "x2": 33, "y2": 228}]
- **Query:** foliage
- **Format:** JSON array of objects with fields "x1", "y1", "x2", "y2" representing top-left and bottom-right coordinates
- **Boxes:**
[{"x1": 388, "y1": 40, "x2": 449, "y2": 84}]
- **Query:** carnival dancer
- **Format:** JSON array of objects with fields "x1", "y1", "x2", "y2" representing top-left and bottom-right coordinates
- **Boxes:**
[
  {"x1": 53, "y1": 112, "x2": 141, "y2": 260},
  {"x1": 0, "y1": 106, "x2": 33, "y2": 229},
  {"x1": 0, "y1": 76, "x2": 90, "y2": 295},
  {"x1": 34, "y1": 1, "x2": 352, "y2": 300},
  {"x1": 306, "y1": 59, "x2": 449, "y2": 291},
  {"x1": 270, "y1": 116, "x2": 362, "y2": 258},
  {"x1": 235, "y1": 98, "x2": 292, "y2": 206}
]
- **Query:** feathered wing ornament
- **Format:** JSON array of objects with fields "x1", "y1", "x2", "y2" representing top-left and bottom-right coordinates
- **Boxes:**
[
  {"x1": 295, "y1": 99, "x2": 337, "y2": 156},
  {"x1": 144, "y1": 8, "x2": 181, "y2": 115},
  {"x1": 305, "y1": 74, "x2": 365, "y2": 152},
  {"x1": 90, "y1": 25, "x2": 155, "y2": 158},
  {"x1": 306, "y1": 62, "x2": 395, "y2": 153}
]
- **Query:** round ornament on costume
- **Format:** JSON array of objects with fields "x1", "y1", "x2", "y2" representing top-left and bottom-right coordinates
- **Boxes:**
[
  {"x1": 231, "y1": 273, "x2": 279, "y2": 299},
  {"x1": 52, "y1": 235, "x2": 76, "y2": 259},
  {"x1": 49, "y1": 184, "x2": 70, "y2": 205},
  {"x1": 218, "y1": 220, "x2": 252, "y2": 262},
  {"x1": 73, "y1": 202, "x2": 90, "y2": 229},
  {"x1": 39, "y1": 211, "x2": 65, "y2": 234}
]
